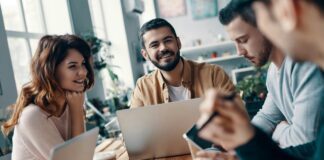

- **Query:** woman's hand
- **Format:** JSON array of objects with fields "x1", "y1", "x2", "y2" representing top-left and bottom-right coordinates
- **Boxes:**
[
  {"x1": 65, "y1": 91, "x2": 85, "y2": 111},
  {"x1": 65, "y1": 91, "x2": 85, "y2": 137}
]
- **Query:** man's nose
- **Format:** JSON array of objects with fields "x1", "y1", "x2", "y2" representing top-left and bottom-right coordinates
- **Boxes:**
[
  {"x1": 159, "y1": 43, "x2": 168, "y2": 52},
  {"x1": 235, "y1": 43, "x2": 246, "y2": 56}
]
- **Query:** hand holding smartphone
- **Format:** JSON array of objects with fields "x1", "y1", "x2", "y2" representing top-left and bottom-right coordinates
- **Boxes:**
[{"x1": 183, "y1": 92, "x2": 237, "y2": 152}]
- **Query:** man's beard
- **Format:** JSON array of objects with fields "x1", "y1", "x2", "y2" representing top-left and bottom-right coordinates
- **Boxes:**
[
  {"x1": 149, "y1": 50, "x2": 181, "y2": 72},
  {"x1": 256, "y1": 39, "x2": 272, "y2": 67}
]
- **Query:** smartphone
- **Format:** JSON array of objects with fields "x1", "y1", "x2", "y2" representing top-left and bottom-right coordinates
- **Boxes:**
[{"x1": 183, "y1": 124, "x2": 214, "y2": 150}]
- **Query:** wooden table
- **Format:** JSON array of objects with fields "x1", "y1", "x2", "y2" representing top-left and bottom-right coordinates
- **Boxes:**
[{"x1": 95, "y1": 138, "x2": 192, "y2": 160}]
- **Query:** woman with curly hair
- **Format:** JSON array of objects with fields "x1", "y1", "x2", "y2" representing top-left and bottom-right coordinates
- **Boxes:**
[{"x1": 2, "y1": 34, "x2": 94, "y2": 160}]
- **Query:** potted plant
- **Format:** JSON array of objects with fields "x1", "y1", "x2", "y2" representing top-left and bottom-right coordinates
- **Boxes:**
[
  {"x1": 80, "y1": 33, "x2": 130, "y2": 112},
  {"x1": 236, "y1": 66, "x2": 268, "y2": 119}
]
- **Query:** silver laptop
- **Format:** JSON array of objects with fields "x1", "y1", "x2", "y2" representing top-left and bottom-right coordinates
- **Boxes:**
[
  {"x1": 49, "y1": 127, "x2": 99, "y2": 160},
  {"x1": 117, "y1": 98, "x2": 203, "y2": 159}
]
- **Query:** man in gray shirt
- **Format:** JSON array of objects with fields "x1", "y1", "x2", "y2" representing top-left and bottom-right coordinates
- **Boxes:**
[
  {"x1": 253, "y1": 58, "x2": 323, "y2": 148},
  {"x1": 196, "y1": 0, "x2": 324, "y2": 160},
  {"x1": 217, "y1": 1, "x2": 324, "y2": 155}
]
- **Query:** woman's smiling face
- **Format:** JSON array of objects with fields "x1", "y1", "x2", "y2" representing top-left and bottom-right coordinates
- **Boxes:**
[{"x1": 55, "y1": 49, "x2": 88, "y2": 92}]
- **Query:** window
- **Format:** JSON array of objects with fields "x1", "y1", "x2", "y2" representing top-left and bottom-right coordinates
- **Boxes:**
[
  {"x1": 88, "y1": 0, "x2": 108, "y2": 40},
  {"x1": 0, "y1": 0, "x2": 73, "y2": 92}
]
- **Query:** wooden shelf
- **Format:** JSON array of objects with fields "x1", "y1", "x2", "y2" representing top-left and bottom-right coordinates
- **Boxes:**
[
  {"x1": 182, "y1": 41, "x2": 234, "y2": 53},
  {"x1": 231, "y1": 66, "x2": 255, "y2": 73},
  {"x1": 181, "y1": 41, "x2": 235, "y2": 58},
  {"x1": 199, "y1": 55, "x2": 244, "y2": 63}
]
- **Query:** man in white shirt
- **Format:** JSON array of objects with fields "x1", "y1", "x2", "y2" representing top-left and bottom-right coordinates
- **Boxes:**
[{"x1": 130, "y1": 18, "x2": 236, "y2": 108}]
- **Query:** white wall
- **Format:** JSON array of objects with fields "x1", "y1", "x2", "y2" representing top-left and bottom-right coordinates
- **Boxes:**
[
  {"x1": 166, "y1": 0, "x2": 230, "y2": 47},
  {"x1": 121, "y1": 0, "x2": 145, "y2": 85},
  {"x1": 140, "y1": 0, "x2": 157, "y2": 25},
  {"x1": 101, "y1": 0, "x2": 144, "y2": 88},
  {"x1": 141, "y1": 0, "x2": 230, "y2": 48},
  {"x1": 0, "y1": 6, "x2": 18, "y2": 109}
]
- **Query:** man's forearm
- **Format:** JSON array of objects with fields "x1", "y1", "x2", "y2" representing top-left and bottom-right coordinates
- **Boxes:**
[
  {"x1": 251, "y1": 112, "x2": 278, "y2": 135},
  {"x1": 251, "y1": 94, "x2": 285, "y2": 135},
  {"x1": 272, "y1": 121, "x2": 317, "y2": 149}
]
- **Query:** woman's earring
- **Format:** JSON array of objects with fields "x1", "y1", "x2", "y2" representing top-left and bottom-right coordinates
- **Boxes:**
[{"x1": 85, "y1": 78, "x2": 89, "y2": 86}]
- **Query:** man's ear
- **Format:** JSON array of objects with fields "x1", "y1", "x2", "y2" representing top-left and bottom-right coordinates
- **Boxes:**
[
  {"x1": 276, "y1": 0, "x2": 300, "y2": 32},
  {"x1": 141, "y1": 49, "x2": 149, "y2": 61},
  {"x1": 176, "y1": 37, "x2": 182, "y2": 50}
]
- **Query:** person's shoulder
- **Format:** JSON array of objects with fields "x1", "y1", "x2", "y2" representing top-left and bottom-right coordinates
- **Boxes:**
[
  {"x1": 185, "y1": 59, "x2": 223, "y2": 71},
  {"x1": 283, "y1": 57, "x2": 323, "y2": 91},
  {"x1": 266, "y1": 62, "x2": 277, "y2": 76},
  {"x1": 19, "y1": 104, "x2": 48, "y2": 125},
  {"x1": 285, "y1": 57, "x2": 321, "y2": 77},
  {"x1": 265, "y1": 62, "x2": 278, "y2": 85},
  {"x1": 135, "y1": 70, "x2": 159, "y2": 87}
]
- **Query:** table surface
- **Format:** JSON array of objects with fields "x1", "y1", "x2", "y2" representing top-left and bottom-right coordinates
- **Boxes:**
[{"x1": 95, "y1": 138, "x2": 192, "y2": 160}]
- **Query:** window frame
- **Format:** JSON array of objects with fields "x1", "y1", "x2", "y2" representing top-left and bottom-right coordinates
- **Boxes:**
[{"x1": 1, "y1": 0, "x2": 73, "y2": 92}]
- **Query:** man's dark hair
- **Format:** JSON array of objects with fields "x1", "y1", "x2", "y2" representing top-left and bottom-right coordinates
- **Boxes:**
[
  {"x1": 308, "y1": 0, "x2": 324, "y2": 12},
  {"x1": 219, "y1": 1, "x2": 256, "y2": 27},
  {"x1": 139, "y1": 18, "x2": 177, "y2": 49}
]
